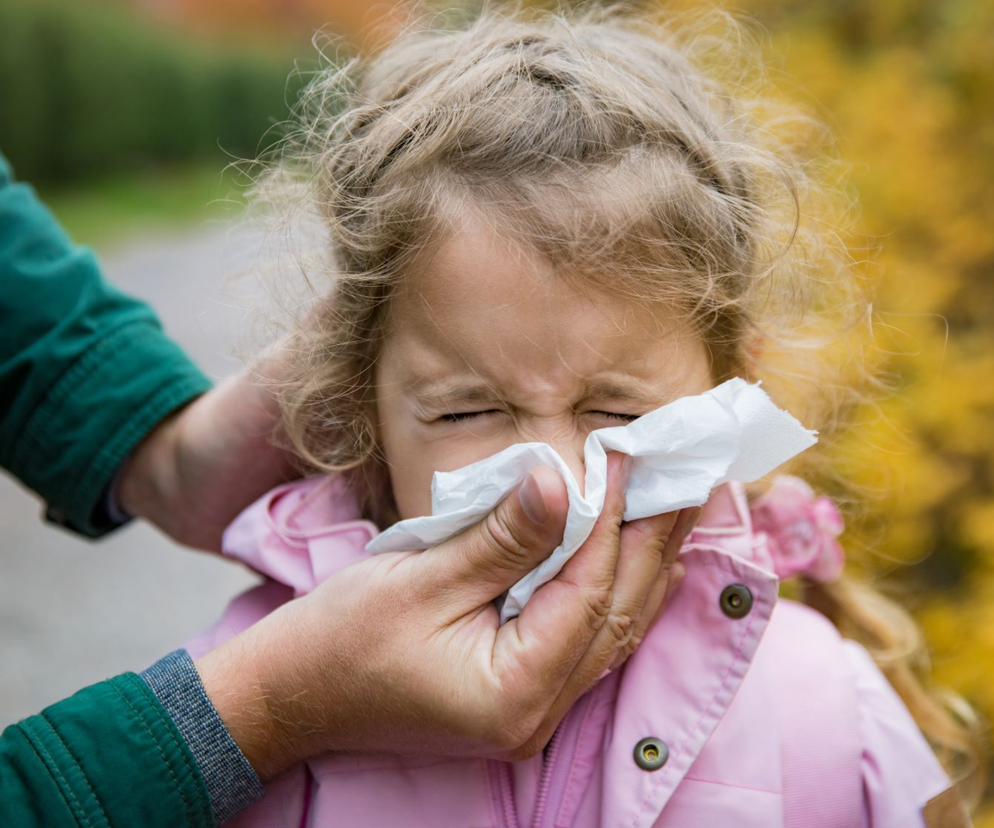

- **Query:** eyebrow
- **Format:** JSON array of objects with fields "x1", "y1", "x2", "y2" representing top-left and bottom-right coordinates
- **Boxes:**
[
  {"x1": 582, "y1": 380, "x2": 662, "y2": 405},
  {"x1": 411, "y1": 380, "x2": 505, "y2": 408}
]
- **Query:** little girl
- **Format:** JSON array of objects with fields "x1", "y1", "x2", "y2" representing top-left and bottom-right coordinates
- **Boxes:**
[{"x1": 187, "y1": 7, "x2": 978, "y2": 826}]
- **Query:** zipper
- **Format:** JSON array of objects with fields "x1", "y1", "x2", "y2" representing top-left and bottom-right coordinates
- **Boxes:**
[
  {"x1": 488, "y1": 683, "x2": 600, "y2": 828},
  {"x1": 488, "y1": 758, "x2": 520, "y2": 828},
  {"x1": 529, "y1": 724, "x2": 564, "y2": 827},
  {"x1": 530, "y1": 689, "x2": 595, "y2": 828}
]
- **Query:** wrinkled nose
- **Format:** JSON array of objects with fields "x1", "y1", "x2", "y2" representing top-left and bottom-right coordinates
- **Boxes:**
[
  {"x1": 516, "y1": 414, "x2": 590, "y2": 496},
  {"x1": 545, "y1": 436, "x2": 588, "y2": 497}
]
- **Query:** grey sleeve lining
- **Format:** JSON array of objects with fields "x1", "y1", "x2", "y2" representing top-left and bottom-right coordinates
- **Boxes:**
[{"x1": 141, "y1": 649, "x2": 265, "y2": 826}]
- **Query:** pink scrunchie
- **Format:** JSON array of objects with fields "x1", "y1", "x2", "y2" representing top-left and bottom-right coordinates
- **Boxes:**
[{"x1": 750, "y1": 475, "x2": 845, "y2": 583}]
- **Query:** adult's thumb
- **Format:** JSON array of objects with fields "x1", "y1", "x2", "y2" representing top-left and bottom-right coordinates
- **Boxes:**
[{"x1": 422, "y1": 466, "x2": 569, "y2": 608}]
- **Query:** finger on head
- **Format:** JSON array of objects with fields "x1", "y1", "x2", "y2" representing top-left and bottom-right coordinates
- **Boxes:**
[{"x1": 419, "y1": 466, "x2": 568, "y2": 610}]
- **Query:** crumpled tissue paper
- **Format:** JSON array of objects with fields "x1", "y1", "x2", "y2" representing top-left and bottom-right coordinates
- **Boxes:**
[{"x1": 367, "y1": 377, "x2": 817, "y2": 623}]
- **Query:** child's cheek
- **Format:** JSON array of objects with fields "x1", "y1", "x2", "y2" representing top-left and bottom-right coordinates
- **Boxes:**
[{"x1": 391, "y1": 424, "x2": 514, "y2": 521}]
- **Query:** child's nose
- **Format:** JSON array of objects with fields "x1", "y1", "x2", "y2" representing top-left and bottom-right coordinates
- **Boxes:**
[
  {"x1": 517, "y1": 415, "x2": 589, "y2": 495},
  {"x1": 545, "y1": 437, "x2": 588, "y2": 497}
]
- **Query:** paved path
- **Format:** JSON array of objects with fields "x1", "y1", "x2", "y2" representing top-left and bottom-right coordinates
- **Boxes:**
[{"x1": 0, "y1": 222, "x2": 268, "y2": 722}]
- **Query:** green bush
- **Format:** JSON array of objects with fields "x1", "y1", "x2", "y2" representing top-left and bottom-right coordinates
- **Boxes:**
[{"x1": 0, "y1": 0, "x2": 300, "y2": 184}]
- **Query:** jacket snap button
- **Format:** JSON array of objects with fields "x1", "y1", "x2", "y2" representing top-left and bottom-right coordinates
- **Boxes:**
[
  {"x1": 719, "y1": 583, "x2": 753, "y2": 619},
  {"x1": 633, "y1": 737, "x2": 668, "y2": 771}
]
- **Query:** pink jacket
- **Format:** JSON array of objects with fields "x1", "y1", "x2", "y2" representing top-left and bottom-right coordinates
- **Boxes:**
[{"x1": 184, "y1": 476, "x2": 958, "y2": 828}]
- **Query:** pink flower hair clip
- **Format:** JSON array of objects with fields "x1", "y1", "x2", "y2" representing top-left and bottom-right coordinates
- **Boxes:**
[{"x1": 750, "y1": 475, "x2": 845, "y2": 583}]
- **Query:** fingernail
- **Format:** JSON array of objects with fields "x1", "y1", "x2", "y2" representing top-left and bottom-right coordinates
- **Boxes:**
[
  {"x1": 520, "y1": 472, "x2": 548, "y2": 525},
  {"x1": 621, "y1": 454, "x2": 633, "y2": 488}
]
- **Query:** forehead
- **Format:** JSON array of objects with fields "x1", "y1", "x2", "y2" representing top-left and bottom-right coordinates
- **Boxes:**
[{"x1": 382, "y1": 212, "x2": 709, "y2": 398}]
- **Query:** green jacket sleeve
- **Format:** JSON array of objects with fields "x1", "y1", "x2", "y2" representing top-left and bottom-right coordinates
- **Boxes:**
[
  {"x1": 0, "y1": 152, "x2": 213, "y2": 536},
  {"x1": 0, "y1": 673, "x2": 214, "y2": 828}
]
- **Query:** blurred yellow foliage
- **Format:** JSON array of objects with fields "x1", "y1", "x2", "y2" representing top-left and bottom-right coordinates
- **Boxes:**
[{"x1": 666, "y1": 0, "x2": 994, "y2": 818}]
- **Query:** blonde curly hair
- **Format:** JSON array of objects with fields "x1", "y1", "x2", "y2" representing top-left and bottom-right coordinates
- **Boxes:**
[{"x1": 249, "y1": 2, "x2": 983, "y2": 808}]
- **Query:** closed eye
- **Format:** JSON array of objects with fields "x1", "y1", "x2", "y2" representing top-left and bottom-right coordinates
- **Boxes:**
[
  {"x1": 594, "y1": 411, "x2": 641, "y2": 422},
  {"x1": 439, "y1": 410, "x2": 641, "y2": 423},
  {"x1": 438, "y1": 410, "x2": 499, "y2": 423}
]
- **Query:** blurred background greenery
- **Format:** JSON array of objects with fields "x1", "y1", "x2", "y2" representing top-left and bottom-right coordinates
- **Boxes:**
[
  {"x1": 0, "y1": 0, "x2": 311, "y2": 240},
  {"x1": 0, "y1": 0, "x2": 991, "y2": 820}
]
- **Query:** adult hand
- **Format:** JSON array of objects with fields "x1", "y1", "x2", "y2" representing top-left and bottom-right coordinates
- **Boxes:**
[
  {"x1": 196, "y1": 452, "x2": 698, "y2": 780},
  {"x1": 117, "y1": 354, "x2": 295, "y2": 552}
]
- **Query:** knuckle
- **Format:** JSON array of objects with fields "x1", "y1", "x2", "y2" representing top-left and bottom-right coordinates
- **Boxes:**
[
  {"x1": 482, "y1": 507, "x2": 529, "y2": 565},
  {"x1": 613, "y1": 626, "x2": 645, "y2": 664},
  {"x1": 605, "y1": 610, "x2": 637, "y2": 648},
  {"x1": 581, "y1": 585, "x2": 614, "y2": 629},
  {"x1": 629, "y1": 515, "x2": 674, "y2": 551}
]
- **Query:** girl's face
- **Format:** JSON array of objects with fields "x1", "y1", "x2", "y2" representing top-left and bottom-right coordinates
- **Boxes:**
[{"x1": 374, "y1": 213, "x2": 714, "y2": 521}]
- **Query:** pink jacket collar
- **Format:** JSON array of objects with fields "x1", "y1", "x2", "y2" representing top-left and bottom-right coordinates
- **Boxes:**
[{"x1": 221, "y1": 474, "x2": 774, "y2": 595}]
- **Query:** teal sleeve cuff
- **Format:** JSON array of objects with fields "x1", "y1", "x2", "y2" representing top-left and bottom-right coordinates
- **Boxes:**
[
  {"x1": 9, "y1": 320, "x2": 213, "y2": 537},
  {"x1": 0, "y1": 149, "x2": 214, "y2": 538}
]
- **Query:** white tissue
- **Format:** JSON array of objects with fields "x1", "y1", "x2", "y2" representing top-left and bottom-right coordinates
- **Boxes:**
[{"x1": 366, "y1": 378, "x2": 817, "y2": 623}]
